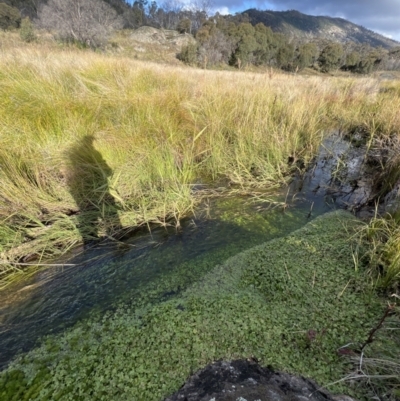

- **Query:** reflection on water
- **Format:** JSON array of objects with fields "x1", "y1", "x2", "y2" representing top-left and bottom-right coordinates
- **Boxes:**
[{"x1": 0, "y1": 186, "x2": 333, "y2": 369}]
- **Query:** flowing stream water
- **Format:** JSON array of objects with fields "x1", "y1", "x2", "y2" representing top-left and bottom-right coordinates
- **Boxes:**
[{"x1": 0, "y1": 137, "x2": 347, "y2": 370}]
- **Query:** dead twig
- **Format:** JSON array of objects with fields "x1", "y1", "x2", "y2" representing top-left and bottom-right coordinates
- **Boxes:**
[{"x1": 360, "y1": 303, "x2": 396, "y2": 352}]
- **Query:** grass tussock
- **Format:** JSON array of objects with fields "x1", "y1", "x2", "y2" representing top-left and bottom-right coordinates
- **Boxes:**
[
  {"x1": 358, "y1": 211, "x2": 400, "y2": 290},
  {"x1": 1, "y1": 44, "x2": 400, "y2": 282}
]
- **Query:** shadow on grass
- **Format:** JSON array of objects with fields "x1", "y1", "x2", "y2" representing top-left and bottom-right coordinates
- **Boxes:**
[{"x1": 66, "y1": 135, "x2": 122, "y2": 245}]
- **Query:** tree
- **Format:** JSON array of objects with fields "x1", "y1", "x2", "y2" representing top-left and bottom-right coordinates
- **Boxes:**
[
  {"x1": 252, "y1": 23, "x2": 274, "y2": 65},
  {"x1": 38, "y1": 0, "x2": 123, "y2": 47},
  {"x1": 102, "y1": 0, "x2": 128, "y2": 15},
  {"x1": 131, "y1": 0, "x2": 148, "y2": 28},
  {"x1": 185, "y1": 0, "x2": 210, "y2": 33},
  {"x1": 190, "y1": 0, "x2": 212, "y2": 19},
  {"x1": 146, "y1": 1, "x2": 158, "y2": 26},
  {"x1": 294, "y1": 43, "x2": 318, "y2": 70},
  {"x1": 158, "y1": 0, "x2": 183, "y2": 29},
  {"x1": 318, "y1": 43, "x2": 344, "y2": 72},
  {"x1": 1, "y1": 0, "x2": 45, "y2": 19},
  {"x1": 19, "y1": 16, "x2": 36, "y2": 42},
  {"x1": 343, "y1": 51, "x2": 361, "y2": 71},
  {"x1": 177, "y1": 17, "x2": 191, "y2": 33},
  {"x1": 0, "y1": 2, "x2": 21, "y2": 30},
  {"x1": 356, "y1": 49, "x2": 384, "y2": 74},
  {"x1": 276, "y1": 42, "x2": 294, "y2": 70},
  {"x1": 387, "y1": 47, "x2": 400, "y2": 71},
  {"x1": 342, "y1": 50, "x2": 361, "y2": 72},
  {"x1": 230, "y1": 23, "x2": 258, "y2": 67},
  {"x1": 198, "y1": 29, "x2": 234, "y2": 68}
]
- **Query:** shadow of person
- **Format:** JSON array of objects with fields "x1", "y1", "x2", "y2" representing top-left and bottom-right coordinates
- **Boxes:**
[{"x1": 66, "y1": 135, "x2": 122, "y2": 246}]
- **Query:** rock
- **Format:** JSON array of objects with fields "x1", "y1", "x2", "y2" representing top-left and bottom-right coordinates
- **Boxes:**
[
  {"x1": 130, "y1": 26, "x2": 195, "y2": 49},
  {"x1": 377, "y1": 72, "x2": 397, "y2": 81},
  {"x1": 130, "y1": 26, "x2": 167, "y2": 43},
  {"x1": 164, "y1": 360, "x2": 357, "y2": 401},
  {"x1": 384, "y1": 179, "x2": 400, "y2": 212},
  {"x1": 294, "y1": 132, "x2": 400, "y2": 215}
]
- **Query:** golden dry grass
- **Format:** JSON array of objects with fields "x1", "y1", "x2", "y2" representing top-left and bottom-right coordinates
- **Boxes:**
[{"x1": 1, "y1": 38, "x2": 400, "y2": 284}]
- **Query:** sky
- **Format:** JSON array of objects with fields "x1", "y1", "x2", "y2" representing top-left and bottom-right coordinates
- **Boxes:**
[{"x1": 212, "y1": 0, "x2": 400, "y2": 42}]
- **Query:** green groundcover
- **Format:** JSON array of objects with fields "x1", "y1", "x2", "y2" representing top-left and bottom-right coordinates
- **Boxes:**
[{"x1": 0, "y1": 211, "x2": 385, "y2": 401}]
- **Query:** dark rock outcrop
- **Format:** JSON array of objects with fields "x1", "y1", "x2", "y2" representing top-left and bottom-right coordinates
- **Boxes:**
[
  {"x1": 165, "y1": 360, "x2": 355, "y2": 401},
  {"x1": 292, "y1": 132, "x2": 400, "y2": 217}
]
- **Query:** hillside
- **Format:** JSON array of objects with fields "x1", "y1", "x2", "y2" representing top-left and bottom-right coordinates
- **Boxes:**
[
  {"x1": 243, "y1": 9, "x2": 400, "y2": 49},
  {"x1": 106, "y1": 27, "x2": 195, "y2": 64}
]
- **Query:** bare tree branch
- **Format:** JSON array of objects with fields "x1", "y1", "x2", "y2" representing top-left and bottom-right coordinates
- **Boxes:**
[{"x1": 39, "y1": 0, "x2": 123, "y2": 47}]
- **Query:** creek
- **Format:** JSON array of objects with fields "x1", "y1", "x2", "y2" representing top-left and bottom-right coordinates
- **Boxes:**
[
  {"x1": 1, "y1": 133, "x2": 371, "y2": 372},
  {"x1": 2, "y1": 133, "x2": 394, "y2": 401},
  {"x1": 0, "y1": 183, "x2": 334, "y2": 370}
]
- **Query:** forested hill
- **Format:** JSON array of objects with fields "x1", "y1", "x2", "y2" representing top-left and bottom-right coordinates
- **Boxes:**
[
  {"x1": 243, "y1": 9, "x2": 399, "y2": 49},
  {"x1": 5, "y1": 0, "x2": 399, "y2": 50}
]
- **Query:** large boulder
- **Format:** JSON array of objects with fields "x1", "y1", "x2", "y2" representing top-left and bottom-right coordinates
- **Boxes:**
[{"x1": 130, "y1": 26, "x2": 195, "y2": 48}]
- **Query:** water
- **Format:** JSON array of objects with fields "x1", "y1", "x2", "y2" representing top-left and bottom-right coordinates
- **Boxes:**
[{"x1": 0, "y1": 180, "x2": 335, "y2": 369}]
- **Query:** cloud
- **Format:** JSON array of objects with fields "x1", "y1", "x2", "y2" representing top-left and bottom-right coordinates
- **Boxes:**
[
  {"x1": 214, "y1": 6, "x2": 230, "y2": 14},
  {"x1": 210, "y1": 0, "x2": 400, "y2": 41}
]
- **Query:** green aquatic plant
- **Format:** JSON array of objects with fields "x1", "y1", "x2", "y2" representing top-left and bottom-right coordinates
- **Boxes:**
[{"x1": 0, "y1": 212, "x2": 388, "y2": 400}]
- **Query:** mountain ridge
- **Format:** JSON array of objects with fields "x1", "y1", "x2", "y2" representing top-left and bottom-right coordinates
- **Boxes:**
[{"x1": 242, "y1": 9, "x2": 400, "y2": 49}]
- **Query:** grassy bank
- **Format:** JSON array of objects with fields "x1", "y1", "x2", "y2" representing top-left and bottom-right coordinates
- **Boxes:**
[
  {"x1": 1, "y1": 43, "x2": 400, "y2": 284},
  {"x1": 0, "y1": 211, "x2": 392, "y2": 400}
]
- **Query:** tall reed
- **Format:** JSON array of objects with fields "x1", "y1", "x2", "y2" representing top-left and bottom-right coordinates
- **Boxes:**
[{"x1": 1, "y1": 45, "x2": 400, "y2": 282}]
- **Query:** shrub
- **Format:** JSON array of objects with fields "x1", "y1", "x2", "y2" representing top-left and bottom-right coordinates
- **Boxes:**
[
  {"x1": 319, "y1": 43, "x2": 344, "y2": 72},
  {"x1": 19, "y1": 17, "x2": 36, "y2": 42},
  {"x1": 177, "y1": 17, "x2": 191, "y2": 34},
  {"x1": 0, "y1": 2, "x2": 21, "y2": 30},
  {"x1": 178, "y1": 42, "x2": 198, "y2": 65},
  {"x1": 38, "y1": 0, "x2": 123, "y2": 48}
]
